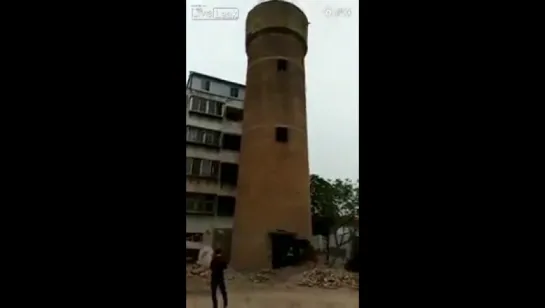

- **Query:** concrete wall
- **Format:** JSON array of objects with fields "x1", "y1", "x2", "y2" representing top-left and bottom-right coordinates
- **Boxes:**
[
  {"x1": 186, "y1": 146, "x2": 239, "y2": 164},
  {"x1": 186, "y1": 88, "x2": 244, "y2": 111},
  {"x1": 185, "y1": 179, "x2": 236, "y2": 197},
  {"x1": 186, "y1": 73, "x2": 244, "y2": 260},
  {"x1": 185, "y1": 73, "x2": 244, "y2": 200},
  {"x1": 186, "y1": 215, "x2": 234, "y2": 245},
  {"x1": 311, "y1": 226, "x2": 358, "y2": 260},
  {"x1": 186, "y1": 216, "x2": 233, "y2": 233},
  {"x1": 186, "y1": 115, "x2": 242, "y2": 136}
]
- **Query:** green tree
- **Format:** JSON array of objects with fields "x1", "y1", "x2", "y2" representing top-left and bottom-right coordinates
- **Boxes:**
[{"x1": 310, "y1": 175, "x2": 359, "y2": 265}]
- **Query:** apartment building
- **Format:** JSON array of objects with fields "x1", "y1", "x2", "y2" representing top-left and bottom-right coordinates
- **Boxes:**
[{"x1": 185, "y1": 71, "x2": 245, "y2": 258}]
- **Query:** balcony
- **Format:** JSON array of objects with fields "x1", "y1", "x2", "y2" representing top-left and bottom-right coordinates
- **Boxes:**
[
  {"x1": 186, "y1": 125, "x2": 221, "y2": 149},
  {"x1": 186, "y1": 179, "x2": 236, "y2": 197},
  {"x1": 186, "y1": 145, "x2": 239, "y2": 164}
]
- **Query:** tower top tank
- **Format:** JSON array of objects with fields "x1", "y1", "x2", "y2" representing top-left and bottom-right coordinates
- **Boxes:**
[{"x1": 245, "y1": 0, "x2": 309, "y2": 54}]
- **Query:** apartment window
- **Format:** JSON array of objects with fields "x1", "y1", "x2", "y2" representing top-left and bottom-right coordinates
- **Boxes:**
[
  {"x1": 186, "y1": 193, "x2": 215, "y2": 213},
  {"x1": 222, "y1": 133, "x2": 241, "y2": 151},
  {"x1": 190, "y1": 158, "x2": 202, "y2": 175},
  {"x1": 186, "y1": 158, "x2": 192, "y2": 174},
  {"x1": 186, "y1": 157, "x2": 200, "y2": 176},
  {"x1": 225, "y1": 106, "x2": 243, "y2": 122},
  {"x1": 201, "y1": 79, "x2": 210, "y2": 91},
  {"x1": 186, "y1": 233, "x2": 204, "y2": 242},
  {"x1": 217, "y1": 196, "x2": 236, "y2": 217},
  {"x1": 189, "y1": 96, "x2": 223, "y2": 117},
  {"x1": 196, "y1": 130, "x2": 206, "y2": 142},
  {"x1": 186, "y1": 126, "x2": 199, "y2": 142},
  {"x1": 276, "y1": 126, "x2": 288, "y2": 143},
  {"x1": 220, "y1": 162, "x2": 239, "y2": 186},
  {"x1": 230, "y1": 87, "x2": 239, "y2": 98},
  {"x1": 201, "y1": 160, "x2": 219, "y2": 177},
  {"x1": 186, "y1": 200, "x2": 196, "y2": 212},
  {"x1": 204, "y1": 130, "x2": 220, "y2": 146},
  {"x1": 186, "y1": 126, "x2": 221, "y2": 147},
  {"x1": 186, "y1": 198, "x2": 214, "y2": 214},
  {"x1": 201, "y1": 160, "x2": 212, "y2": 176},
  {"x1": 277, "y1": 59, "x2": 287, "y2": 72},
  {"x1": 207, "y1": 100, "x2": 223, "y2": 116},
  {"x1": 187, "y1": 157, "x2": 220, "y2": 177},
  {"x1": 191, "y1": 97, "x2": 207, "y2": 113}
]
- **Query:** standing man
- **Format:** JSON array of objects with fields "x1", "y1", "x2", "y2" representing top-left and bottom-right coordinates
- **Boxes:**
[{"x1": 209, "y1": 248, "x2": 228, "y2": 308}]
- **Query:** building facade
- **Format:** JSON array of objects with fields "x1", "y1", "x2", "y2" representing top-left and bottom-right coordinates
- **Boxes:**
[{"x1": 185, "y1": 71, "x2": 245, "y2": 260}]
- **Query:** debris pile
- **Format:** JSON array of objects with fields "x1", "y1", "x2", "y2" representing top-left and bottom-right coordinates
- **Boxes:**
[
  {"x1": 186, "y1": 264, "x2": 358, "y2": 290},
  {"x1": 248, "y1": 269, "x2": 275, "y2": 283},
  {"x1": 186, "y1": 264, "x2": 209, "y2": 278},
  {"x1": 297, "y1": 268, "x2": 359, "y2": 289},
  {"x1": 186, "y1": 265, "x2": 274, "y2": 283},
  {"x1": 187, "y1": 264, "x2": 239, "y2": 281}
]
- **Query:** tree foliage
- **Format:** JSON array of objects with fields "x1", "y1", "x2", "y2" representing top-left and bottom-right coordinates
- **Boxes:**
[
  {"x1": 310, "y1": 174, "x2": 359, "y2": 263},
  {"x1": 311, "y1": 175, "x2": 359, "y2": 228}
]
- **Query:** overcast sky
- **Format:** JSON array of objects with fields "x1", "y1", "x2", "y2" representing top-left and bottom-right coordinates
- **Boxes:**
[{"x1": 187, "y1": 0, "x2": 359, "y2": 181}]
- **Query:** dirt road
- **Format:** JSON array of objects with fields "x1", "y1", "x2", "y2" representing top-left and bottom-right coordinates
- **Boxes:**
[
  {"x1": 186, "y1": 264, "x2": 359, "y2": 307},
  {"x1": 186, "y1": 288, "x2": 359, "y2": 308}
]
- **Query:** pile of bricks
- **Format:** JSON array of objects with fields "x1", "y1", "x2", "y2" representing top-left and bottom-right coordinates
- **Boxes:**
[
  {"x1": 247, "y1": 268, "x2": 275, "y2": 283},
  {"x1": 186, "y1": 265, "x2": 274, "y2": 282},
  {"x1": 186, "y1": 264, "x2": 358, "y2": 289},
  {"x1": 187, "y1": 264, "x2": 239, "y2": 281},
  {"x1": 186, "y1": 264, "x2": 209, "y2": 278},
  {"x1": 297, "y1": 268, "x2": 359, "y2": 289}
]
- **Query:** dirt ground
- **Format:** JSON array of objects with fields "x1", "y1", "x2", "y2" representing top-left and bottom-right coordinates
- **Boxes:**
[
  {"x1": 187, "y1": 265, "x2": 359, "y2": 308},
  {"x1": 187, "y1": 288, "x2": 359, "y2": 308}
]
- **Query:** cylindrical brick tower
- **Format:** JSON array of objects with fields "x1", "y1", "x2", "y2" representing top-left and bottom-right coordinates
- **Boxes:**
[{"x1": 230, "y1": 0, "x2": 311, "y2": 271}]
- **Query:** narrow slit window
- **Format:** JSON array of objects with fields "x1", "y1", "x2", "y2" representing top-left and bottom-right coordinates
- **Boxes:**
[
  {"x1": 277, "y1": 59, "x2": 287, "y2": 72},
  {"x1": 275, "y1": 126, "x2": 288, "y2": 143}
]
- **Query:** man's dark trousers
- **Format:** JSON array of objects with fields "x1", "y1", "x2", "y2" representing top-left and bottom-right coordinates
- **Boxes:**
[{"x1": 211, "y1": 278, "x2": 227, "y2": 308}]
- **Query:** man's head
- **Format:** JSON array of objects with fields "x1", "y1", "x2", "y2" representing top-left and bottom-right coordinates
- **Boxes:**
[{"x1": 214, "y1": 248, "x2": 223, "y2": 256}]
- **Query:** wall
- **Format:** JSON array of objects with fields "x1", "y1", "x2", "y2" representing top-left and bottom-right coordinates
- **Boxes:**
[
  {"x1": 187, "y1": 89, "x2": 244, "y2": 110},
  {"x1": 186, "y1": 114, "x2": 242, "y2": 136},
  {"x1": 186, "y1": 146, "x2": 239, "y2": 164},
  {"x1": 186, "y1": 73, "x2": 242, "y2": 258},
  {"x1": 186, "y1": 215, "x2": 234, "y2": 245},
  {"x1": 186, "y1": 178, "x2": 236, "y2": 197},
  {"x1": 311, "y1": 226, "x2": 358, "y2": 260},
  {"x1": 185, "y1": 77, "x2": 243, "y2": 199}
]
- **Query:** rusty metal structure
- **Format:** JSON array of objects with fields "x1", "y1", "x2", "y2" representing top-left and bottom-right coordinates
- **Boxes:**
[{"x1": 230, "y1": 0, "x2": 312, "y2": 270}]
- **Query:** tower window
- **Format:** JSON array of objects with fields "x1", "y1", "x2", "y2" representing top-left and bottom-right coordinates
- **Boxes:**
[
  {"x1": 275, "y1": 126, "x2": 288, "y2": 143},
  {"x1": 277, "y1": 59, "x2": 287, "y2": 72}
]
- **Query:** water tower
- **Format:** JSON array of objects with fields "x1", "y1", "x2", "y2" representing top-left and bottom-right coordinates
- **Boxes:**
[{"x1": 230, "y1": 0, "x2": 311, "y2": 270}]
